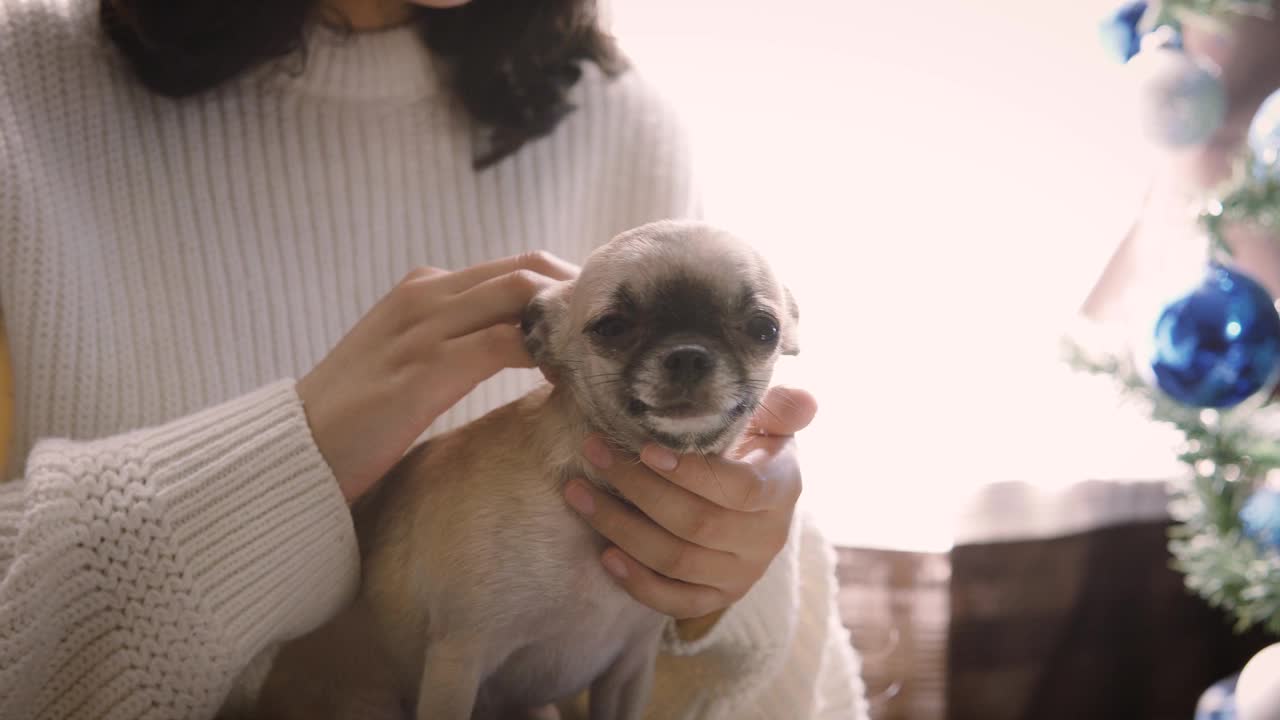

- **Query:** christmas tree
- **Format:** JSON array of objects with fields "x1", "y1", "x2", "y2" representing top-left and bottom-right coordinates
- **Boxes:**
[{"x1": 1069, "y1": 0, "x2": 1280, "y2": 637}]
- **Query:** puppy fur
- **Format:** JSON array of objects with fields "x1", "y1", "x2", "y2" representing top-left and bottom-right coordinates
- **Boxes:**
[{"x1": 232, "y1": 221, "x2": 798, "y2": 720}]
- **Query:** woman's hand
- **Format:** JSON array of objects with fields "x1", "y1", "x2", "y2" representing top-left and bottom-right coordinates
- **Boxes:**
[
  {"x1": 564, "y1": 386, "x2": 817, "y2": 636},
  {"x1": 297, "y1": 252, "x2": 578, "y2": 503}
]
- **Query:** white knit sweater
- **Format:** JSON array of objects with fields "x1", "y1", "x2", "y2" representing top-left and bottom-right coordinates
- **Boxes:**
[{"x1": 0, "y1": 1, "x2": 867, "y2": 718}]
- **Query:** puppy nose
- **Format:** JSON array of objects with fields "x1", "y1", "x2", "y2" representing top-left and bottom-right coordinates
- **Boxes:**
[{"x1": 663, "y1": 346, "x2": 715, "y2": 385}]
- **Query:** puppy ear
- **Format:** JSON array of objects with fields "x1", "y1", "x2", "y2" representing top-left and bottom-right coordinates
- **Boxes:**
[
  {"x1": 781, "y1": 286, "x2": 800, "y2": 356},
  {"x1": 521, "y1": 280, "x2": 574, "y2": 381}
]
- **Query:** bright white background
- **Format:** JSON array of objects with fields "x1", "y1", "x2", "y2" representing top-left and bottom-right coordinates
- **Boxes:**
[{"x1": 609, "y1": 0, "x2": 1191, "y2": 550}]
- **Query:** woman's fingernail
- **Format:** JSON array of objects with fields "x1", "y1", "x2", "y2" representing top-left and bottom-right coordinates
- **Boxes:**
[
  {"x1": 565, "y1": 480, "x2": 596, "y2": 515},
  {"x1": 602, "y1": 552, "x2": 629, "y2": 579},
  {"x1": 582, "y1": 436, "x2": 614, "y2": 469},
  {"x1": 642, "y1": 445, "x2": 679, "y2": 472}
]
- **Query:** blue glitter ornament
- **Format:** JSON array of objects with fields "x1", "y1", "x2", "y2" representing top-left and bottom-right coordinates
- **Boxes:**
[
  {"x1": 1248, "y1": 88, "x2": 1280, "y2": 179},
  {"x1": 1241, "y1": 489, "x2": 1280, "y2": 552},
  {"x1": 1099, "y1": 1, "x2": 1149, "y2": 63},
  {"x1": 1147, "y1": 264, "x2": 1280, "y2": 408},
  {"x1": 1195, "y1": 673, "x2": 1240, "y2": 720}
]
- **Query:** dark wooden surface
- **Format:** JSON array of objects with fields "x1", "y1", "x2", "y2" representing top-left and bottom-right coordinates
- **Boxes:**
[
  {"x1": 835, "y1": 547, "x2": 950, "y2": 720},
  {"x1": 833, "y1": 522, "x2": 1274, "y2": 720},
  {"x1": 947, "y1": 522, "x2": 1272, "y2": 720}
]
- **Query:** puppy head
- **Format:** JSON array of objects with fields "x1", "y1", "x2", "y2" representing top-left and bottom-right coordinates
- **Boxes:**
[{"x1": 522, "y1": 220, "x2": 798, "y2": 454}]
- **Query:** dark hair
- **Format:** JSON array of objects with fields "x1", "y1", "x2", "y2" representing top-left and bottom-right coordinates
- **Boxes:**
[{"x1": 100, "y1": 0, "x2": 626, "y2": 167}]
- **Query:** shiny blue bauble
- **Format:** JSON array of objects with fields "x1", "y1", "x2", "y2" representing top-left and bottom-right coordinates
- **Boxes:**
[
  {"x1": 1241, "y1": 488, "x2": 1280, "y2": 552},
  {"x1": 1195, "y1": 673, "x2": 1240, "y2": 720},
  {"x1": 1248, "y1": 88, "x2": 1280, "y2": 179},
  {"x1": 1147, "y1": 264, "x2": 1280, "y2": 409},
  {"x1": 1099, "y1": 1, "x2": 1149, "y2": 63}
]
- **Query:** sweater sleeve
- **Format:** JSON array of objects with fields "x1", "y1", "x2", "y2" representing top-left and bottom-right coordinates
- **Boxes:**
[
  {"x1": 814, "y1": 609, "x2": 870, "y2": 720},
  {"x1": 811, "y1": 543, "x2": 870, "y2": 720},
  {"x1": 652, "y1": 515, "x2": 804, "y2": 717},
  {"x1": 0, "y1": 380, "x2": 359, "y2": 720},
  {"x1": 640, "y1": 512, "x2": 869, "y2": 719}
]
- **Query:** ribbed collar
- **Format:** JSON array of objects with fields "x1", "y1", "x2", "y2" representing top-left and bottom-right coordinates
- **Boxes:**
[{"x1": 258, "y1": 21, "x2": 444, "y2": 104}]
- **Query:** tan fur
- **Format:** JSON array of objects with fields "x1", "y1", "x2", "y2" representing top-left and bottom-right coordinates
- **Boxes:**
[{"x1": 232, "y1": 222, "x2": 796, "y2": 720}]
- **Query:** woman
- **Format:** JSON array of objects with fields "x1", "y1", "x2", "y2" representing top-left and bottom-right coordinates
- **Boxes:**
[{"x1": 0, "y1": 0, "x2": 867, "y2": 717}]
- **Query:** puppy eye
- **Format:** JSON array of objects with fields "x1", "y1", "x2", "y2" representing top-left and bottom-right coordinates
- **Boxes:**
[
  {"x1": 591, "y1": 315, "x2": 631, "y2": 338},
  {"x1": 746, "y1": 315, "x2": 779, "y2": 343}
]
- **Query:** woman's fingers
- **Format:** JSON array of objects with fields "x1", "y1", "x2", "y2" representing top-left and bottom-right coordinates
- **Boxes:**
[
  {"x1": 430, "y1": 251, "x2": 579, "y2": 296},
  {"x1": 434, "y1": 269, "x2": 560, "y2": 339},
  {"x1": 598, "y1": 546, "x2": 727, "y2": 620},
  {"x1": 300, "y1": 252, "x2": 579, "y2": 505},
  {"x1": 582, "y1": 437, "x2": 743, "y2": 552},
  {"x1": 444, "y1": 324, "x2": 536, "y2": 385},
  {"x1": 742, "y1": 385, "x2": 818, "y2": 437},
  {"x1": 564, "y1": 478, "x2": 741, "y2": 588},
  {"x1": 633, "y1": 439, "x2": 795, "y2": 513},
  {"x1": 392, "y1": 253, "x2": 577, "y2": 338}
]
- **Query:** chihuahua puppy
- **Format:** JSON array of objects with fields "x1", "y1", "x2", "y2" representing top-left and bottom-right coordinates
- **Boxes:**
[{"x1": 240, "y1": 220, "x2": 799, "y2": 720}]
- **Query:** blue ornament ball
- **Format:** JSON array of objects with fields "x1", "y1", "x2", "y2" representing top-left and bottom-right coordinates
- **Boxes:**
[
  {"x1": 1248, "y1": 88, "x2": 1280, "y2": 179},
  {"x1": 1196, "y1": 673, "x2": 1240, "y2": 720},
  {"x1": 1099, "y1": 1, "x2": 1149, "y2": 63},
  {"x1": 1146, "y1": 264, "x2": 1280, "y2": 409},
  {"x1": 1241, "y1": 488, "x2": 1280, "y2": 552}
]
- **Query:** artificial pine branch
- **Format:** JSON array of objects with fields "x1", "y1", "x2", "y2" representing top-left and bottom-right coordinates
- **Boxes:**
[
  {"x1": 1142, "y1": 0, "x2": 1274, "y2": 39},
  {"x1": 1158, "y1": 0, "x2": 1274, "y2": 24},
  {"x1": 1075, "y1": 0, "x2": 1280, "y2": 635},
  {"x1": 1199, "y1": 153, "x2": 1280, "y2": 254},
  {"x1": 1063, "y1": 335, "x2": 1280, "y2": 635}
]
